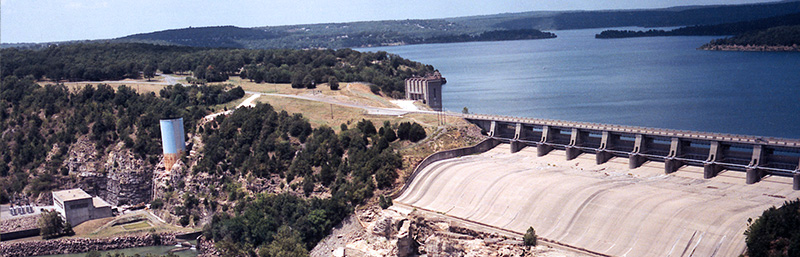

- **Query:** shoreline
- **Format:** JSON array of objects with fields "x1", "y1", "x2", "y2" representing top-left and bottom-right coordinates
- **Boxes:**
[
  {"x1": 0, "y1": 233, "x2": 178, "y2": 257},
  {"x1": 700, "y1": 44, "x2": 800, "y2": 52}
]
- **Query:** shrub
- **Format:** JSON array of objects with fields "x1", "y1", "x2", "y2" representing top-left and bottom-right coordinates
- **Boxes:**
[
  {"x1": 328, "y1": 77, "x2": 339, "y2": 90},
  {"x1": 369, "y1": 84, "x2": 380, "y2": 94},
  {"x1": 150, "y1": 198, "x2": 164, "y2": 209},
  {"x1": 523, "y1": 226, "x2": 537, "y2": 246},
  {"x1": 179, "y1": 215, "x2": 190, "y2": 226},
  {"x1": 379, "y1": 195, "x2": 393, "y2": 209}
]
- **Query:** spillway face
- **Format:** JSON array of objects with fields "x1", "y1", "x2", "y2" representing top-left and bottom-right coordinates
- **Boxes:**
[
  {"x1": 160, "y1": 118, "x2": 185, "y2": 171},
  {"x1": 396, "y1": 144, "x2": 800, "y2": 256}
]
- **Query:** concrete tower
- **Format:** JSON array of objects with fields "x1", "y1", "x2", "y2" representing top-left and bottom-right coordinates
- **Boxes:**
[
  {"x1": 405, "y1": 71, "x2": 446, "y2": 111},
  {"x1": 159, "y1": 118, "x2": 185, "y2": 171}
]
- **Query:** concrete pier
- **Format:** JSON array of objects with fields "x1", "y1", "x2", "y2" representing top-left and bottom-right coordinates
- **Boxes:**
[
  {"x1": 537, "y1": 144, "x2": 552, "y2": 157},
  {"x1": 793, "y1": 172, "x2": 800, "y2": 190},
  {"x1": 510, "y1": 140, "x2": 525, "y2": 153},
  {"x1": 629, "y1": 153, "x2": 646, "y2": 169},
  {"x1": 566, "y1": 147, "x2": 581, "y2": 160},
  {"x1": 746, "y1": 167, "x2": 764, "y2": 184},
  {"x1": 665, "y1": 158, "x2": 682, "y2": 174},
  {"x1": 596, "y1": 150, "x2": 612, "y2": 165},
  {"x1": 566, "y1": 128, "x2": 582, "y2": 160}
]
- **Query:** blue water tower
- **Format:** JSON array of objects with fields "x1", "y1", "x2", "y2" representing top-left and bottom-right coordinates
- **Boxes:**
[{"x1": 159, "y1": 118, "x2": 185, "y2": 171}]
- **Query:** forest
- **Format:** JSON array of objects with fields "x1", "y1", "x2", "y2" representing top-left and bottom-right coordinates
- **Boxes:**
[
  {"x1": 745, "y1": 199, "x2": 800, "y2": 257},
  {"x1": 595, "y1": 12, "x2": 800, "y2": 39},
  {"x1": 703, "y1": 25, "x2": 800, "y2": 47},
  {"x1": 0, "y1": 43, "x2": 434, "y2": 96},
  {"x1": 0, "y1": 75, "x2": 244, "y2": 203},
  {"x1": 197, "y1": 103, "x2": 426, "y2": 255}
]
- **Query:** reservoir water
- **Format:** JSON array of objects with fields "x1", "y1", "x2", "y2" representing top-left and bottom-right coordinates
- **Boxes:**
[
  {"x1": 358, "y1": 28, "x2": 800, "y2": 139},
  {"x1": 37, "y1": 245, "x2": 197, "y2": 257}
]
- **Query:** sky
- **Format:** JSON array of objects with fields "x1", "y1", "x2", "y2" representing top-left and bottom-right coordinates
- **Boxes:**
[{"x1": 0, "y1": 0, "x2": 782, "y2": 43}]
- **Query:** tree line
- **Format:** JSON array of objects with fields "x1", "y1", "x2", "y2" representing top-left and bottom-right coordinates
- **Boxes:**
[
  {"x1": 595, "y1": 12, "x2": 800, "y2": 39},
  {"x1": 704, "y1": 25, "x2": 800, "y2": 47},
  {"x1": 1, "y1": 43, "x2": 435, "y2": 96}
]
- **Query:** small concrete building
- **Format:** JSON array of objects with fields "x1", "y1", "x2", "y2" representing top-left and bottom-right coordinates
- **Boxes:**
[
  {"x1": 405, "y1": 71, "x2": 446, "y2": 111},
  {"x1": 52, "y1": 189, "x2": 112, "y2": 226}
]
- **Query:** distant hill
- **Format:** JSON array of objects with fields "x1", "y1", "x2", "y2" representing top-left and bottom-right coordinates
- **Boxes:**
[
  {"x1": 117, "y1": 26, "x2": 285, "y2": 48},
  {"x1": 4, "y1": 1, "x2": 800, "y2": 49},
  {"x1": 493, "y1": 0, "x2": 800, "y2": 30},
  {"x1": 596, "y1": 12, "x2": 800, "y2": 38}
]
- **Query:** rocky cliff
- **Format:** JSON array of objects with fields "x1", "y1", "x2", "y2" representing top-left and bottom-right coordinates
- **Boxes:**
[{"x1": 66, "y1": 137, "x2": 153, "y2": 206}]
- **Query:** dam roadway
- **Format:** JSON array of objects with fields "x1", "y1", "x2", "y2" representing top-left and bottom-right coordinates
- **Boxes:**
[{"x1": 395, "y1": 144, "x2": 800, "y2": 256}]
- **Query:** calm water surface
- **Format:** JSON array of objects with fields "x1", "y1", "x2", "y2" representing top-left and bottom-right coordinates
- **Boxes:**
[
  {"x1": 359, "y1": 28, "x2": 800, "y2": 138},
  {"x1": 38, "y1": 245, "x2": 197, "y2": 257}
]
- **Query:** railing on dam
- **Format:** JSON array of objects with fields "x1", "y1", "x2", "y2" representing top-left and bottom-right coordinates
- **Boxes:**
[
  {"x1": 392, "y1": 138, "x2": 500, "y2": 198},
  {"x1": 461, "y1": 113, "x2": 800, "y2": 190}
]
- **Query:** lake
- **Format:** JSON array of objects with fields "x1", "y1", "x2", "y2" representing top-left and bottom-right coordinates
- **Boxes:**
[
  {"x1": 37, "y1": 245, "x2": 197, "y2": 257},
  {"x1": 358, "y1": 28, "x2": 800, "y2": 139}
]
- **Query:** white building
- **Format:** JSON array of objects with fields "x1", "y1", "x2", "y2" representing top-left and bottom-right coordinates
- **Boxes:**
[{"x1": 52, "y1": 188, "x2": 112, "y2": 226}]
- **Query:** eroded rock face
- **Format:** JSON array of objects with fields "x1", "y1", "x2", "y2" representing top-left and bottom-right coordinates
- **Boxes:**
[
  {"x1": 395, "y1": 220, "x2": 415, "y2": 257},
  {"x1": 70, "y1": 139, "x2": 153, "y2": 206},
  {"x1": 369, "y1": 216, "x2": 394, "y2": 237},
  {"x1": 104, "y1": 147, "x2": 152, "y2": 206},
  {"x1": 310, "y1": 205, "x2": 580, "y2": 257}
]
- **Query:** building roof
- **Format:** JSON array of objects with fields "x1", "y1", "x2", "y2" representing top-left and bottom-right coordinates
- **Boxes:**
[
  {"x1": 53, "y1": 188, "x2": 92, "y2": 202},
  {"x1": 92, "y1": 197, "x2": 111, "y2": 208}
]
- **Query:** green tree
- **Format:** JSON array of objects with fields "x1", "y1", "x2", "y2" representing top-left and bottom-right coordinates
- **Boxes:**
[
  {"x1": 382, "y1": 123, "x2": 397, "y2": 142},
  {"x1": 258, "y1": 226, "x2": 309, "y2": 257},
  {"x1": 462, "y1": 107, "x2": 469, "y2": 114},
  {"x1": 302, "y1": 74, "x2": 315, "y2": 89},
  {"x1": 328, "y1": 77, "x2": 339, "y2": 90},
  {"x1": 523, "y1": 226, "x2": 537, "y2": 246},
  {"x1": 408, "y1": 123, "x2": 427, "y2": 142},
  {"x1": 143, "y1": 64, "x2": 156, "y2": 81},
  {"x1": 38, "y1": 210, "x2": 65, "y2": 239},
  {"x1": 745, "y1": 199, "x2": 800, "y2": 257}
]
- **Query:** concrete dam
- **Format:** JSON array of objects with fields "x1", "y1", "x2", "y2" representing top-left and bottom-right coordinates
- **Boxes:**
[
  {"x1": 465, "y1": 114, "x2": 800, "y2": 188},
  {"x1": 394, "y1": 114, "x2": 800, "y2": 256}
]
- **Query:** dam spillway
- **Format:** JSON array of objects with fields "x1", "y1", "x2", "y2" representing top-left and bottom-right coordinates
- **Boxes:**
[
  {"x1": 394, "y1": 144, "x2": 800, "y2": 256},
  {"x1": 463, "y1": 114, "x2": 800, "y2": 189}
]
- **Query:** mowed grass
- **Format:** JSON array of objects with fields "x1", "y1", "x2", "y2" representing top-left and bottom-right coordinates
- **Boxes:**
[
  {"x1": 254, "y1": 95, "x2": 460, "y2": 133},
  {"x1": 122, "y1": 221, "x2": 153, "y2": 230},
  {"x1": 220, "y1": 76, "x2": 398, "y2": 108}
]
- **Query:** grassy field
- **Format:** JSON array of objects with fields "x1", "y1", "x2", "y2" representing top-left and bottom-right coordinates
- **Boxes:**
[
  {"x1": 219, "y1": 76, "x2": 398, "y2": 109},
  {"x1": 68, "y1": 211, "x2": 194, "y2": 238},
  {"x1": 121, "y1": 221, "x2": 153, "y2": 230}
]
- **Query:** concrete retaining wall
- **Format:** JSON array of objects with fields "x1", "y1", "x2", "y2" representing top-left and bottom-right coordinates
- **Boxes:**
[
  {"x1": 0, "y1": 233, "x2": 177, "y2": 257},
  {"x1": 393, "y1": 138, "x2": 499, "y2": 198},
  {"x1": 0, "y1": 228, "x2": 40, "y2": 241}
]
